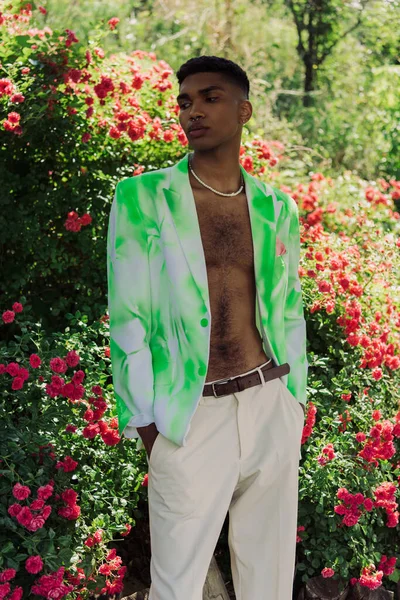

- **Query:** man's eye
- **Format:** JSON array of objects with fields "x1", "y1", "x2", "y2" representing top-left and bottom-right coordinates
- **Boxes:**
[{"x1": 179, "y1": 97, "x2": 218, "y2": 109}]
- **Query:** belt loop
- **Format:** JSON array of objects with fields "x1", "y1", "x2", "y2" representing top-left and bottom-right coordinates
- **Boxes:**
[{"x1": 257, "y1": 365, "x2": 266, "y2": 386}]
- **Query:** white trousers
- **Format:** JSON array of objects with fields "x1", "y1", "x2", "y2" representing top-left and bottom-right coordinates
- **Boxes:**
[{"x1": 147, "y1": 367, "x2": 304, "y2": 600}]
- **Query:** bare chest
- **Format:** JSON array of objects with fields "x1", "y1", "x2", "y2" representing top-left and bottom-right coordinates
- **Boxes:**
[{"x1": 193, "y1": 189, "x2": 254, "y2": 272}]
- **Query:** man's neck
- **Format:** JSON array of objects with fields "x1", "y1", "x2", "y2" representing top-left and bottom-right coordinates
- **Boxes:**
[{"x1": 189, "y1": 151, "x2": 243, "y2": 193}]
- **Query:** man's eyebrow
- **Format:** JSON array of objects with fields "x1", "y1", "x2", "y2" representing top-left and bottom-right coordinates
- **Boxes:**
[{"x1": 176, "y1": 85, "x2": 226, "y2": 102}]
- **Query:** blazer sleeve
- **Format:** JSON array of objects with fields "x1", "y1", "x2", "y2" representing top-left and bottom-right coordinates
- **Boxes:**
[
  {"x1": 107, "y1": 179, "x2": 155, "y2": 438},
  {"x1": 284, "y1": 196, "x2": 309, "y2": 408}
]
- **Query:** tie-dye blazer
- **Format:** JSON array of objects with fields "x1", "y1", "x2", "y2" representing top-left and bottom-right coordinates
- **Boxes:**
[{"x1": 107, "y1": 152, "x2": 308, "y2": 447}]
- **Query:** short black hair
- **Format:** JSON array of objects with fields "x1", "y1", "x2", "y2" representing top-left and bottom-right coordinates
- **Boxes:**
[{"x1": 176, "y1": 55, "x2": 250, "y2": 100}]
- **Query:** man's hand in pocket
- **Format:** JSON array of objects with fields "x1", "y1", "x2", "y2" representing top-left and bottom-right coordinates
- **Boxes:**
[{"x1": 137, "y1": 422, "x2": 160, "y2": 459}]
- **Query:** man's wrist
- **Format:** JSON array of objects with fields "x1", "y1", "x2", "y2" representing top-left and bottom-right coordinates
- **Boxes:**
[{"x1": 137, "y1": 422, "x2": 157, "y2": 439}]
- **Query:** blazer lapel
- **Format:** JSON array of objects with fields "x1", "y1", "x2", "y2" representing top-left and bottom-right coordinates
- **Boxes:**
[{"x1": 162, "y1": 152, "x2": 276, "y2": 317}]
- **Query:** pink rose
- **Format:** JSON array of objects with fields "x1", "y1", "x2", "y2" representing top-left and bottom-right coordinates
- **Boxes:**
[
  {"x1": 25, "y1": 556, "x2": 44, "y2": 574},
  {"x1": 12, "y1": 483, "x2": 31, "y2": 500},
  {"x1": 0, "y1": 569, "x2": 16, "y2": 582}
]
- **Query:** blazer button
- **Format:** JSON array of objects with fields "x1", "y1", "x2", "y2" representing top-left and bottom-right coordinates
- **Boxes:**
[{"x1": 200, "y1": 318, "x2": 208, "y2": 327}]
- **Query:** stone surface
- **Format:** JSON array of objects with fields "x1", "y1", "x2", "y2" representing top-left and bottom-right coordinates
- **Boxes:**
[
  {"x1": 202, "y1": 555, "x2": 231, "y2": 600},
  {"x1": 121, "y1": 592, "x2": 149, "y2": 600},
  {"x1": 304, "y1": 575, "x2": 349, "y2": 599},
  {"x1": 121, "y1": 555, "x2": 230, "y2": 600},
  {"x1": 351, "y1": 583, "x2": 394, "y2": 599}
]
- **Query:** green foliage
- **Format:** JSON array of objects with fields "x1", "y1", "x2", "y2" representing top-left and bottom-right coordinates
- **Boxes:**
[
  {"x1": 1, "y1": 1, "x2": 400, "y2": 596},
  {"x1": 0, "y1": 300, "x2": 146, "y2": 597}
]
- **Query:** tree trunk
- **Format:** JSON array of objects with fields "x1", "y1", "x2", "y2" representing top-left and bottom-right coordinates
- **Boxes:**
[{"x1": 303, "y1": 58, "x2": 315, "y2": 108}]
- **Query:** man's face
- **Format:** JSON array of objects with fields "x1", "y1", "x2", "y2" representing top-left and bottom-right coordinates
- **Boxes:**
[{"x1": 177, "y1": 71, "x2": 249, "y2": 149}]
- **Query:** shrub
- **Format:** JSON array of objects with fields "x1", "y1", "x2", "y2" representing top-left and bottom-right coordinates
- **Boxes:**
[
  {"x1": 284, "y1": 172, "x2": 400, "y2": 591},
  {"x1": 0, "y1": 0, "x2": 283, "y2": 334},
  {"x1": 1, "y1": 1, "x2": 400, "y2": 597},
  {"x1": 0, "y1": 301, "x2": 147, "y2": 598}
]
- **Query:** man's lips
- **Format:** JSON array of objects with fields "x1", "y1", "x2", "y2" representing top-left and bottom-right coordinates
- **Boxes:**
[{"x1": 188, "y1": 125, "x2": 209, "y2": 132}]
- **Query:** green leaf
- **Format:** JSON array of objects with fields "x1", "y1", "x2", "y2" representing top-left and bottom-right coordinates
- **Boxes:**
[
  {"x1": 14, "y1": 35, "x2": 30, "y2": 48},
  {"x1": 2, "y1": 542, "x2": 15, "y2": 555}
]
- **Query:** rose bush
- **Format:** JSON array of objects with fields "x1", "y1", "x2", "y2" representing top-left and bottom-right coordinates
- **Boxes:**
[
  {"x1": 0, "y1": 302, "x2": 149, "y2": 598},
  {"x1": 0, "y1": 0, "x2": 283, "y2": 334},
  {"x1": 283, "y1": 173, "x2": 400, "y2": 592},
  {"x1": 1, "y1": 0, "x2": 400, "y2": 598}
]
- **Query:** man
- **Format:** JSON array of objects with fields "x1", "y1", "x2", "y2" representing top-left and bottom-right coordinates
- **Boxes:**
[{"x1": 107, "y1": 55, "x2": 308, "y2": 600}]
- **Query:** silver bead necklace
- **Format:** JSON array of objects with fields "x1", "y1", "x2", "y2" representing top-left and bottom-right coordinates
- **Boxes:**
[{"x1": 188, "y1": 154, "x2": 244, "y2": 197}]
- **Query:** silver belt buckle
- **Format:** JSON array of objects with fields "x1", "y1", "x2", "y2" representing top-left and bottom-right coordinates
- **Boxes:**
[{"x1": 211, "y1": 377, "x2": 233, "y2": 398}]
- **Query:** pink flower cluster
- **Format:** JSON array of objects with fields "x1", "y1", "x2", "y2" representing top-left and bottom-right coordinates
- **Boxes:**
[
  {"x1": 94, "y1": 74, "x2": 115, "y2": 99},
  {"x1": 317, "y1": 443, "x2": 335, "y2": 465},
  {"x1": 334, "y1": 487, "x2": 374, "y2": 526},
  {"x1": 0, "y1": 567, "x2": 22, "y2": 600},
  {"x1": 356, "y1": 565, "x2": 383, "y2": 590},
  {"x1": 57, "y1": 488, "x2": 81, "y2": 520},
  {"x1": 334, "y1": 481, "x2": 399, "y2": 528},
  {"x1": 65, "y1": 567, "x2": 86, "y2": 588},
  {"x1": 2, "y1": 13, "x2": 282, "y2": 176},
  {"x1": 336, "y1": 300, "x2": 400, "y2": 372},
  {"x1": 0, "y1": 359, "x2": 29, "y2": 390},
  {"x1": 50, "y1": 350, "x2": 80, "y2": 373},
  {"x1": 243, "y1": 139, "x2": 280, "y2": 169},
  {"x1": 82, "y1": 416, "x2": 121, "y2": 446},
  {"x1": 98, "y1": 548, "x2": 127, "y2": 595},
  {"x1": 55, "y1": 455, "x2": 78, "y2": 472},
  {"x1": 46, "y1": 354, "x2": 86, "y2": 403},
  {"x1": 46, "y1": 365, "x2": 120, "y2": 445},
  {"x1": 66, "y1": 549, "x2": 127, "y2": 597},
  {"x1": 296, "y1": 525, "x2": 305, "y2": 543},
  {"x1": 83, "y1": 397, "x2": 108, "y2": 423},
  {"x1": 366, "y1": 180, "x2": 400, "y2": 204},
  {"x1": 301, "y1": 401, "x2": 317, "y2": 445},
  {"x1": 356, "y1": 411, "x2": 400, "y2": 465},
  {"x1": 295, "y1": 178, "x2": 400, "y2": 377},
  {"x1": 81, "y1": 392, "x2": 121, "y2": 445},
  {"x1": 120, "y1": 522, "x2": 132, "y2": 537},
  {"x1": 108, "y1": 17, "x2": 120, "y2": 30},
  {"x1": 8, "y1": 482, "x2": 54, "y2": 532},
  {"x1": 338, "y1": 408, "x2": 352, "y2": 433},
  {"x1": 3, "y1": 111, "x2": 22, "y2": 135},
  {"x1": 31, "y1": 566, "x2": 73, "y2": 599},
  {"x1": 65, "y1": 29, "x2": 79, "y2": 48},
  {"x1": 0, "y1": 78, "x2": 15, "y2": 97},
  {"x1": 1, "y1": 301, "x2": 23, "y2": 324},
  {"x1": 377, "y1": 555, "x2": 397, "y2": 576},
  {"x1": 373, "y1": 481, "x2": 399, "y2": 527},
  {"x1": 84, "y1": 528, "x2": 104, "y2": 547},
  {"x1": 320, "y1": 555, "x2": 396, "y2": 588},
  {"x1": 64, "y1": 210, "x2": 92, "y2": 232}
]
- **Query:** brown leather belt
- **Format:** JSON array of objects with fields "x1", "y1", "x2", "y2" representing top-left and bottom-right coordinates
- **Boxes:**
[{"x1": 203, "y1": 361, "x2": 290, "y2": 397}]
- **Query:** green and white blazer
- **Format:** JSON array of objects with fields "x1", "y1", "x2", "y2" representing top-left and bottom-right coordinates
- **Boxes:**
[{"x1": 107, "y1": 152, "x2": 308, "y2": 447}]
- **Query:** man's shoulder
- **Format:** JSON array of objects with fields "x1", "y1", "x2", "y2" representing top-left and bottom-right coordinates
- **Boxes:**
[
  {"x1": 250, "y1": 174, "x2": 298, "y2": 219},
  {"x1": 116, "y1": 165, "x2": 171, "y2": 196},
  {"x1": 270, "y1": 185, "x2": 297, "y2": 212}
]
